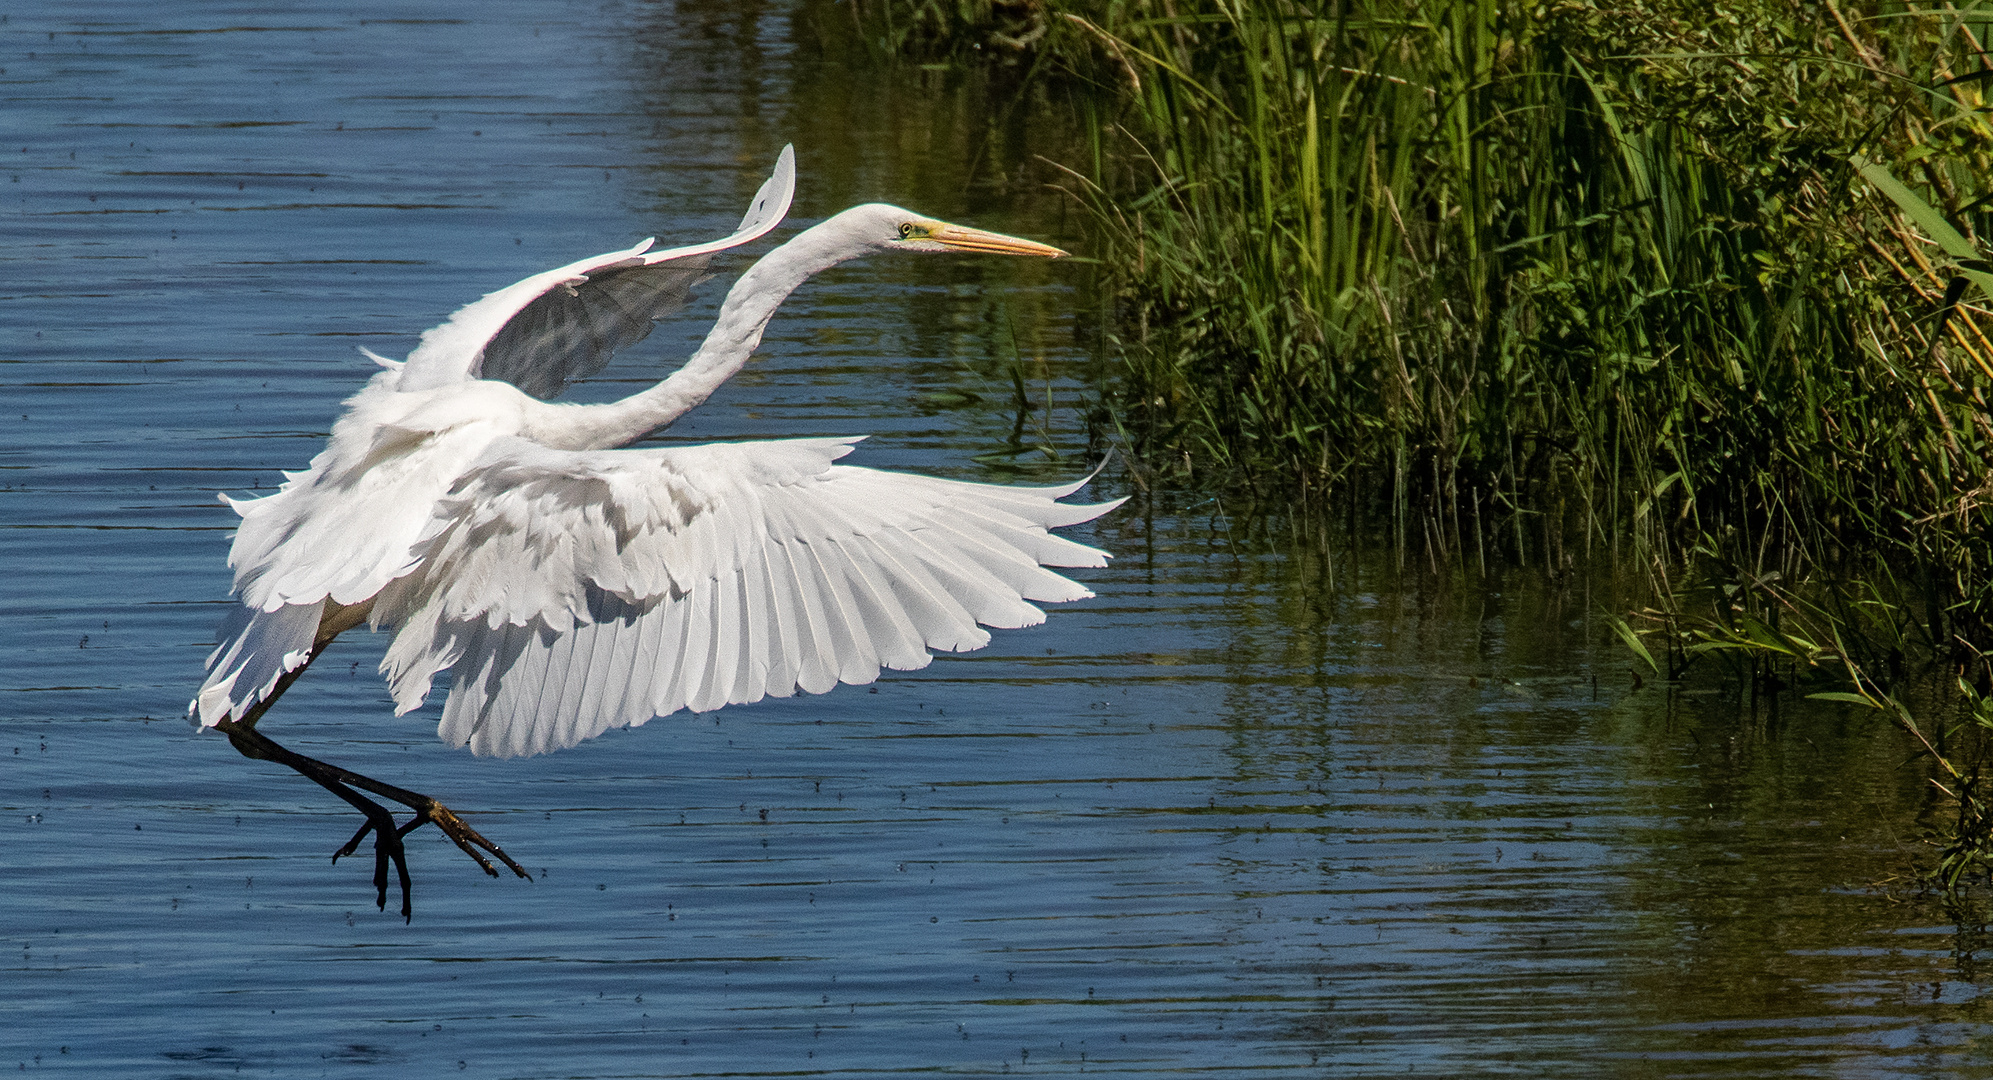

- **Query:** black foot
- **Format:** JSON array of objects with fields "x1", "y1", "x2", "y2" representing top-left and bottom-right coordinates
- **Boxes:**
[
  {"x1": 330, "y1": 798, "x2": 531, "y2": 920},
  {"x1": 332, "y1": 810, "x2": 414, "y2": 920},
  {"x1": 218, "y1": 718, "x2": 530, "y2": 920}
]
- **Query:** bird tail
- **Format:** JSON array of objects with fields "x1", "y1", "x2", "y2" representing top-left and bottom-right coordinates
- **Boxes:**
[{"x1": 189, "y1": 602, "x2": 322, "y2": 727}]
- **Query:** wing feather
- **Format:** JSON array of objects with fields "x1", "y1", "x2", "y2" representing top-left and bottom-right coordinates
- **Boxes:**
[
  {"x1": 753, "y1": 539, "x2": 802, "y2": 696},
  {"x1": 677, "y1": 573, "x2": 720, "y2": 714},
  {"x1": 773, "y1": 535, "x2": 840, "y2": 695},
  {"x1": 796, "y1": 537, "x2": 884, "y2": 684},
  {"x1": 535, "y1": 620, "x2": 583, "y2": 755},
  {"x1": 396, "y1": 146, "x2": 797, "y2": 397},
  {"x1": 827, "y1": 535, "x2": 924, "y2": 670},
  {"x1": 433, "y1": 618, "x2": 492, "y2": 749},
  {"x1": 732, "y1": 566, "x2": 768, "y2": 705},
  {"x1": 565, "y1": 599, "x2": 623, "y2": 747},
  {"x1": 854, "y1": 530, "x2": 986, "y2": 653},
  {"x1": 374, "y1": 436, "x2": 1121, "y2": 756},
  {"x1": 900, "y1": 528, "x2": 1045, "y2": 628},
  {"x1": 593, "y1": 601, "x2": 649, "y2": 737},
  {"x1": 926, "y1": 518, "x2": 1094, "y2": 604},
  {"x1": 943, "y1": 503, "x2": 1111, "y2": 570},
  {"x1": 189, "y1": 601, "x2": 323, "y2": 725},
  {"x1": 699, "y1": 564, "x2": 743, "y2": 714}
]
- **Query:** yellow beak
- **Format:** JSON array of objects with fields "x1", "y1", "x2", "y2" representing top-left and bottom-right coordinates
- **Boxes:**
[{"x1": 929, "y1": 223, "x2": 1069, "y2": 258}]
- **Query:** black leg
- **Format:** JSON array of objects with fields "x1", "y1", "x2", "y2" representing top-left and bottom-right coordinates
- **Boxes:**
[{"x1": 211, "y1": 659, "x2": 530, "y2": 919}]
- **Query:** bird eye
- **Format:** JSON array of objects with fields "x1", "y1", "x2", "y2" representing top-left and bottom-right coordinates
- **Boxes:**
[{"x1": 898, "y1": 222, "x2": 917, "y2": 239}]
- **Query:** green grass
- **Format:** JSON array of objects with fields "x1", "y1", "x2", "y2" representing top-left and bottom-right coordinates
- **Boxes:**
[{"x1": 851, "y1": 1, "x2": 1993, "y2": 607}]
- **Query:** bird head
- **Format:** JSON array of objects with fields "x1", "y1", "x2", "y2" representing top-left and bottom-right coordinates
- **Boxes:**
[{"x1": 838, "y1": 203, "x2": 1068, "y2": 258}]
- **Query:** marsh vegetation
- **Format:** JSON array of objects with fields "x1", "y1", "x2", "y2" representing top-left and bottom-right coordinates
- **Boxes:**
[{"x1": 825, "y1": 0, "x2": 1993, "y2": 889}]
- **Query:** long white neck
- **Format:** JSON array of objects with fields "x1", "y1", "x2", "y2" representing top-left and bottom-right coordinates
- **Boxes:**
[{"x1": 544, "y1": 216, "x2": 872, "y2": 450}]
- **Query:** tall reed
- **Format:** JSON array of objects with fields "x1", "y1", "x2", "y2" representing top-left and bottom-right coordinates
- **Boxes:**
[
  {"x1": 853, "y1": 1, "x2": 1993, "y2": 635},
  {"x1": 835, "y1": 0, "x2": 1993, "y2": 887}
]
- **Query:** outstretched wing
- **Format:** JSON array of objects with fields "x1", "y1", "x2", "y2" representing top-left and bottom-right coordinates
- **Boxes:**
[
  {"x1": 369, "y1": 437, "x2": 1123, "y2": 758},
  {"x1": 395, "y1": 145, "x2": 797, "y2": 397}
]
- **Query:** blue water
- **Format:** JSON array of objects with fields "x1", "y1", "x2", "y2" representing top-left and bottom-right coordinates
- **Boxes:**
[{"x1": 5, "y1": 2, "x2": 1992, "y2": 1076}]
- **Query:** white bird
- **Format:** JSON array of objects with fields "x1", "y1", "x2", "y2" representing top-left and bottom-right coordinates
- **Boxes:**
[{"x1": 192, "y1": 146, "x2": 1123, "y2": 917}]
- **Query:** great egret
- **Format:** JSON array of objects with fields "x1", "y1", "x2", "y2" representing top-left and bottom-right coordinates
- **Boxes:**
[{"x1": 191, "y1": 146, "x2": 1122, "y2": 918}]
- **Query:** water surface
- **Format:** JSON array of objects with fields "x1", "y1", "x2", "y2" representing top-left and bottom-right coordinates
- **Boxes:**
[{"x1": 4, "y1": 2, "x2": 1990, "y2": 1076}]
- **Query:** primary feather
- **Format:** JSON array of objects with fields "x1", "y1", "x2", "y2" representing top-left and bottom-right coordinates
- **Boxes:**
[{"x1": 367, "y1": 437, "x2": 1118, "y2": 756}]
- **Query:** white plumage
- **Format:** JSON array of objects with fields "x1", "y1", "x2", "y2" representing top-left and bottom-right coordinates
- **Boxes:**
[
  {"x1": 193, "y1": 145, "x2": 1120, "y2": 762},
  {"x1": 372, "y1": 437, "x2": 1109, "y2": 757}
]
